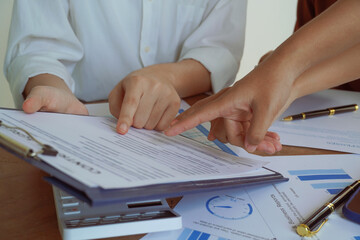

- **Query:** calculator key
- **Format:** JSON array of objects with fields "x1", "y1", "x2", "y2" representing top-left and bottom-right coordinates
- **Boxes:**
[
  {"x1": 63, "y1": 207, "x2": 81, "y2": 215},
  {"x1": 100, "y1": 219, "x2": 117, "y2": 224},
  {"x1": 119, "y1": 214, "x2": 140, "y2": 222},
  {"x1": 59, "y1": 191, "x2": 74, "y2": 199},
  {"x1": 122, "y1": 213, "x2": 140, "y2": 218},
  {"x1": 100, "y1": 216, "x2": 120, "y2": 224},
  {"x1": 103, "y1": 215, "x2": 120, "y2": 220},
  {"x1": 143, "y1": 211, "x2": 160, "y2": 216},
  {"x1": 61, "y1": 198, "x2": 80, "y2": 207},
  {"x1": 65, "y1": 219, "x2": 80, "y2": 227},
  {"x1": 65, "y1": 219, "x2": 80, "y2": 224},
  {"x1": 83, "y1": 217, "x2": 100, "y2": 223},
  {"x1": 138, "y1": 215, "x2": 153, "y2": 220},
  {"x1": 79, "y1": 221, "x2": 97, "y2": 226},
  {"x1": 66, "y1": 223, "x2": 79, "y2": 228}
]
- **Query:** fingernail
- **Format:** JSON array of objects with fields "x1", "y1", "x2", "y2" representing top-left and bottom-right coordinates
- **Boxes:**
[
  {"x1": 207, "y1": 133, "x2": 215, "y2": 141},
  {"x1": 245, "y1": 143, "x2": 257, "y2": 153},
  {"x1": 265, "y1": 146, "x2": 275, "y2": 154},
  {"x1": 170, "y1": 119, "x2": 178, "y2": 126},
  {"x1": 118, "y1": 123, "x2": 128, "y2": 134},
  {"x1": 275, "y1": 143, "x2": 282, "y2": 152}
]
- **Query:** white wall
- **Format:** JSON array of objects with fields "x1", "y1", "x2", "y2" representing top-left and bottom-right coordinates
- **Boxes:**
[
  {"x1": 237, "y1": 0, "x2": 297, "y2": 79},
  {"x1": 0, "y1": 0, "x2": 297, "y2": 108},
  {"x1": 0, "y1": 0, "x2": 14, "y2": 108}
]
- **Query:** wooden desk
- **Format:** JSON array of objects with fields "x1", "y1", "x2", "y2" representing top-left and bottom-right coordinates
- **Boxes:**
[{"x1": 0, "y1": 95, "x2": 344, "y2": 240}]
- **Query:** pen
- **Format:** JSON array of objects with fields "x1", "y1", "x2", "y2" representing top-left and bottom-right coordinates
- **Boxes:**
[
  {"x1": 282, "y1": 104, "x2": 358, "y2": 121},
  {"x1": 296, "y1": 180, "x2": 360, "y2": 237}
]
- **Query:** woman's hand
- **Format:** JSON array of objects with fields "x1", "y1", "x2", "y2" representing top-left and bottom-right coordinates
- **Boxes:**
[{"x1": 165, "y1": 65, "x2": 296, "y2": 154}]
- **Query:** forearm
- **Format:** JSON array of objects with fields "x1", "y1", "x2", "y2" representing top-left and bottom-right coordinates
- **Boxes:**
[
  {"x1": 265, "y1": 0, "x2": 360, "y2": 83},
  {"x1": 23, "y1": 74, "x2": 73, "y2": 98},
  {"x1": 150, "y1": 59, "x2": 211, "y2": 98},
  {"x1": 178, "y1": 1, "x2": 246, "y2": 94},
  {"x1": 292, "y1": 42, "x2": 360, "y2": 99}
]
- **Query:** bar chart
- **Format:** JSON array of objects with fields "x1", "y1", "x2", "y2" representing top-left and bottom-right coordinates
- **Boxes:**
[
  {"x1": 288, "y1": 169, "x2": 353, "y2": 195},
  {"x1": 178, "y1": 109, "x2": 237, "y2": 156},
  {"x1": 177, "y1": 228, "x2": 229, "y2": 240}
]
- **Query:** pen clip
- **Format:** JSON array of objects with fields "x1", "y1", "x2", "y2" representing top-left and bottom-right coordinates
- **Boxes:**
[
  {"x1": 296, "y1": 218, "x2": 328, "y2": 237},
  {"x1": 310, "y1": 218, "x2": 328, "y2": 235}
]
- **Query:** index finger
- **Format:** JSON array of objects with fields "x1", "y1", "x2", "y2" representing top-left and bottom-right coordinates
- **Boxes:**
[
  {"x1": 164, "y1": 99, "x2": 224, "y2": 136},
  {"x1": 116, "y1": 87, "x2": 142, "y2": 134}
]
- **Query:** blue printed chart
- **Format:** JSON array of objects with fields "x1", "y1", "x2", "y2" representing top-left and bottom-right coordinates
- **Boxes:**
[
  {"x1": 177, "y1": 228, "x2": 229, "y2": 240},
  {"x1": 205, "y1": 195, "x2": 253, "y2": 220},
  {"x1": 144, "y1": 154, "x2": 360, "y2": 240},
  {"x1": 179, "y1": 109, "x2": 237, "y2": 156},
  {"x1": 288, "y1": 168, "x2": 353, "y2": 195}
]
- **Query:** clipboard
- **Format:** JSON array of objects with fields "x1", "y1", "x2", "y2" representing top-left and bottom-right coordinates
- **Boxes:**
[{"x1": 0, "y1": 108, "x2": 288, "y2": 206}]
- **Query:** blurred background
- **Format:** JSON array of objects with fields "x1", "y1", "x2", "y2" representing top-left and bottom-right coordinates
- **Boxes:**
[
  {"x1": 0, "y1": 0, "x2": 297, "y2": 108},
  {"x1": 1, "y1": 0, "x2": 14, "y2": 108}
]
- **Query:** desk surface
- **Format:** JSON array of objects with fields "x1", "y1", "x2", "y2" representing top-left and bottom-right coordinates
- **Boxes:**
[{"x1": 0, "y1": 95, "x2": 344, "y2": 240}]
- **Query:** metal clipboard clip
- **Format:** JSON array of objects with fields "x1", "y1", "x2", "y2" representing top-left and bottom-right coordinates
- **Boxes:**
[{"x1": 0, "y1": 120, "x2": 58, "y2": 159}]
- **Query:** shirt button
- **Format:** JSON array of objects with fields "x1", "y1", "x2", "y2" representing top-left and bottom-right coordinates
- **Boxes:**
[{"x1": 144, "y1": 46, "x2": 151, "y2": 53}]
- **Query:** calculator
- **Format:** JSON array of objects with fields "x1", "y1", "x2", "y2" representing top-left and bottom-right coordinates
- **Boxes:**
[{"x1": 52, "y1": 186, "x2": 182, "y2": 240}]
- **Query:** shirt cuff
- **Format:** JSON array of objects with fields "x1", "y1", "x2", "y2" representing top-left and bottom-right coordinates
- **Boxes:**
[
  {"x1": 6, "y1": 55, "x2": 75, "y2": 108},
  {"x1": 179, "y1": 47, "x2": 239, "y2": 93}
]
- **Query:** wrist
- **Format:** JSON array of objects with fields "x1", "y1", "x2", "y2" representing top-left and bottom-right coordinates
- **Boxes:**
[
  {"x1": 170, "y1": 59, "x2": 211, "y2": 97},
  {"x1": 264, "y1": 31, "x2": 317, "y2": 84},
  {"x1": 24, "y1": 74, "x2": 72, "y2": 98},
  {"x1": 143, "y1": 60, "x2": 211, "y2": 98}
]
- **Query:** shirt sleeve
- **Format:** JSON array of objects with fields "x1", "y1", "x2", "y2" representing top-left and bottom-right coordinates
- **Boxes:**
[
  {"x1": 3, "y1": 0, "x2": 84, "y2": 108},
  {"x1": 178, "y1": 0, "x2": 247, "y2": 93}
]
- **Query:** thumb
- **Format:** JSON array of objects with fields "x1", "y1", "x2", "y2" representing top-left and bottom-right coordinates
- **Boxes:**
[
  {"x1": 22, "y1": 88, "x2": 48, "y2": 114},
  {"x1": 245, "y1": 103, "x2": 276, "y2": 152}
]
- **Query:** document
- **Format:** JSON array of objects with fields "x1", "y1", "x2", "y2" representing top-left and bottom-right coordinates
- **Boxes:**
[
  {"x1": 0, "y1": 108, "x2": 266, "y2": 189},
  {"x1": 86, "y1": 100, "x2": 253, "y2": 158},
  {"x1": 269, "y1": 89, "x2": 360, "y2": 154},
  {"x1": 143, "y1": 154, "x2": 360, "y2": 240}
]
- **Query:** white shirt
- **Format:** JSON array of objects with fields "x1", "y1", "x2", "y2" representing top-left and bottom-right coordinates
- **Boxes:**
[{"x1": 4, "y1": 0, "x2": 247, "y2": 108}]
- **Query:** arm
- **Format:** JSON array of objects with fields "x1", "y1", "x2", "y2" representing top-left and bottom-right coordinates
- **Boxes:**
[
  {"x1": 232, "y1": 0, "x2": 360, "y2": 145},
  {"x1": 108, "y1": 59, "x2": 210, "y2": 134},
  {"x1": 4, "y1": 0, "x2": 83, "y2": 109},
  {"x1": 292, "y1": 42, "x2": 360, "y2": 98},
  {"x1": 22, "y1": 74, "x2": 88, "y2": 115},
  {"x1": 178, "y1": 0, "x2": 247, "y2": 93},
  {"x1": 269, "y1": 0, "x2": 360, "y2": 82},
  {"x1": 109, "y1": 0, "x2": 247, "y2": 134},
  {"x1": 165, "y1": 0, "x2": 360, "y2": 154},
  {"x1": 155, "y1": 59, "x2": 211, "y2": 98}
]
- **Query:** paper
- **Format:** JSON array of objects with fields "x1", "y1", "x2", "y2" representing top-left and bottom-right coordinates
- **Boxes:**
[
  {"x1": 269, "y1": 89, "x2": 360, "y2": 153},
  {"x1": 86, "y1": 102, "x2": 112, "y2": 117},
  {"x1": 0, "y1": 108, "x2": 266, "y2": 189},
  {"x1": 143, "y1": 154, "x2": 360, "y2": 240},
  {"x1": 178, "y1": 101, "x2": 253, "y2": 158},
  {"x1": 87, "y1": 100, "x2": 253, "y2": 158}
]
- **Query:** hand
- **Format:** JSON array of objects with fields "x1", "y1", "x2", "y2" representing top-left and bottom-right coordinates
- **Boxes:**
[
  {"x1": 165, "y1": 67, "x2": 296, "y2": 154},
  {"x1": 207, "y1": 117, "x2": 281, "y2": 155},
  {"x1": 22, "y1": 74, "x2": 88, "y2": 115},
  {"x1": 108, "y1": 65, "x2": 181, "y2": 134},
  {"x1": 23, "y1": 86, "x2": 88, "y2": 115}
]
